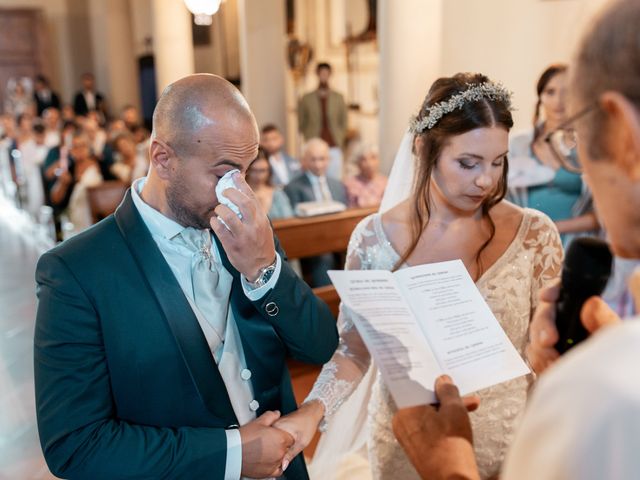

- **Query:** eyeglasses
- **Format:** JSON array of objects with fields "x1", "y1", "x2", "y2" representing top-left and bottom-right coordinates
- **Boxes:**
[{"x1": 544, "y1": 102, "x2": 597, "y2": 174}]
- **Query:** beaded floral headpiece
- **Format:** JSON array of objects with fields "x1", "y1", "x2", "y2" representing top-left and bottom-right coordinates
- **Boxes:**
[{"x1": 410, "y1": 82, "x2": 513, "y2": 133}]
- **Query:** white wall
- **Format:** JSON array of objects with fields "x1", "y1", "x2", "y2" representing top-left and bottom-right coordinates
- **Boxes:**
[
  {"x1": 65, "y1": 0, "x2": 94, "y2": 96},
  {"x1": 193, "y1": 0, "x2": 241, "y2": 79},
  {"x1": 238, "y1": 0, "x2": 288, "y2": 135},
  {"x1": 129, "y1": 0, "x2": 152, "y2": 58},
  {"x1": 441, "y1": 0, "x2": 609, "y2": 132},
  {"x1": 88, "y1": 0, "x2": 140, "y2": 115},
  {"x1": 151, "y1": 0, "x2": 195, "y2": 94},
  {"x1": 378, "y1": 0, "x2": 443, "y2": 173}
]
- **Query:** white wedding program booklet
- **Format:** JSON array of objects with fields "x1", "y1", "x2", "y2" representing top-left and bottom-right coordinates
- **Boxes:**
[{"x1": 328, "y1": 260, "x2": 530, "y2": 408}]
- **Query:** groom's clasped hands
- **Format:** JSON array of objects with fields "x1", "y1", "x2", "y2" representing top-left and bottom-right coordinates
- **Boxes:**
[
  {"x1": 239, "y1": 410, "x2": 293, "y2": 479},
  {"x1": 240, "y1": 401, "x2": 325, "y2": 478}
]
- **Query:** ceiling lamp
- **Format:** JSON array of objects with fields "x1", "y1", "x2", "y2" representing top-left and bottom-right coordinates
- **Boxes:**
[{"x1": 184, "y1": 0, "x2": 221, "y2": 26}]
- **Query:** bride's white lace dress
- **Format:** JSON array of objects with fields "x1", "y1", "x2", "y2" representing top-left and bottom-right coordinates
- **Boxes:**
[{"x1": 306, "y1": 208, "x2": 563, "y2": 479}]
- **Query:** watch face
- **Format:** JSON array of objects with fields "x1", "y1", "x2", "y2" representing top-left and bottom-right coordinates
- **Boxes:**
[
  {"x1": 261, "y1": 265, "x2": 276, "y2": 284},
  {"x1": 253, "y1": 264, "x2": 276, "y2": 288}
]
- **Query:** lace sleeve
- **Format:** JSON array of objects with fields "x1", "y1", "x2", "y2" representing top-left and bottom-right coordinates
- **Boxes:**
[
  {"x1": 524, "y1": 211, "x2": 564, "y2": 310},
  {"x1": 304, "y1": 216, "x2": 380, "y2": 428}
]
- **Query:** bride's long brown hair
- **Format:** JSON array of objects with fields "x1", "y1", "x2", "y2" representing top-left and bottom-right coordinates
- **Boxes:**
[{"x1": 394, "y1": 73, "x2": 514, "y2": 277}]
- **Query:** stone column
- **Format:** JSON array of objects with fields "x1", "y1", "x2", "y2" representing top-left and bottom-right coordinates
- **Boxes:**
[
  {"x1": 88, "y1": 0, "x2": 141, "y2": 114},
  {"x1": 377, "y1": 0, "x2": 443, "y2": 173},
  {"x1": 237, "y1": 0, "x2": 287, "y2": 135},
  {"x1": 151, "y1": 0, "x2": 195, "y2": 95}
]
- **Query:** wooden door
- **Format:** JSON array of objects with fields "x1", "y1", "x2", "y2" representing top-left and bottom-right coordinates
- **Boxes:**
[{"x1": 0, "y1": 9, "x2": 48, "y2": 113}]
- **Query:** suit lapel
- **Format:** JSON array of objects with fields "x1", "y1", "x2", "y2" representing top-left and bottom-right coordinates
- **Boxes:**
[
  {"x1": 114, "y1": 191, "x2": 236, "y2": 422},
  {"x1": 300, "y1": 174, "x2": 316, "y2": 202},
  {"x1": 327, "y1": 178, "x2": 341, "y2": 203}
]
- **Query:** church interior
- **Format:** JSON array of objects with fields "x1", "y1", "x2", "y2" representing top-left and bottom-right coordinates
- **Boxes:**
[{"x1": 0, "y1": 0, "x2": 620, "y2": 478}]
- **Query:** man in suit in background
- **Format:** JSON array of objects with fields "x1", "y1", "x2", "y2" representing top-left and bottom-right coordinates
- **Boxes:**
[
  {"x1": 260, "y1": 123, "x2": 300, "y2": 187},
  {"x1": 73, "y1": 72, "x2": 106, "y2": 118},
  {"x1": 35, "y1": 74, "x2": 338, "y2": 480},
  {"x1": 284, "y1": 138, "x2": 347, "y2": 287},
  {"x1": 297, "y1": 63, "x2": 347, "y2": 180},
  {"x1": 33, "y1": 75, "x2": 61, "y2": 117}
]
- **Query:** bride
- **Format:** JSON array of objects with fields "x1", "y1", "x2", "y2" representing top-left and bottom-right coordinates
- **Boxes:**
[{"x1": 276, "y1": 73, "x2": 563, "y2": 479}]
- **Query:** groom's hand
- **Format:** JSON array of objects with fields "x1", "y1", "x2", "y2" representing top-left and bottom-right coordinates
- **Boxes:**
[
  {"x1": 211, "y1": 172, "x2": 276, "y2": 281},
  {"x1": 239, "y1": 410, "x2": 294, "y2": 478}
]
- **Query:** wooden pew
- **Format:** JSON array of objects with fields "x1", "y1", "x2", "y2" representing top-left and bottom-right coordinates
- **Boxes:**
[
  {"x1": 272, "y1": 206, "x2": 378, "y2": 261},
  {"x1": 272, "y1": 206, "x2": 377, "y2": 316},
  {"x1": 272, "y1": 205, "x2": 376, "y2": 319}
]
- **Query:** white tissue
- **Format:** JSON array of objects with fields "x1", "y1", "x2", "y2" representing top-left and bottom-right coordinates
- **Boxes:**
[
  {"x1": 215, "y1": 169, "x2": 243, "y2": 219},
  {"x1": 215, "y1": 169, "x2": 242, "y2": 230}
]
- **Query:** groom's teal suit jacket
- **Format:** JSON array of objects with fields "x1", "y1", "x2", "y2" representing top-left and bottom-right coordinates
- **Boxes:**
[{"x1": 34, "y1": 190, "x2": 338, "y2": 479}]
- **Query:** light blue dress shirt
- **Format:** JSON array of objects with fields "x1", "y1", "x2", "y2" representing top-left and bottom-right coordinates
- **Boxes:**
[{"x1": 131, "y1": 177, "x2": 281, "y2": 480}]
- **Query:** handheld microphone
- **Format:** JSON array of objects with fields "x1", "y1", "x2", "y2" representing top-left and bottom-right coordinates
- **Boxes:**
[{"x1": 554, "y1": 237, "x2": 613, "y2": 354}]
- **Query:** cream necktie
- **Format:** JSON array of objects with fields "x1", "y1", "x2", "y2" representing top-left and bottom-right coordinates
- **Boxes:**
[
  {"x1": 179, "y1": 228, "x2": 229, "y2": 350},
  {"x1": 319, "y1": 176, "x2": 332, "y2": 201}
]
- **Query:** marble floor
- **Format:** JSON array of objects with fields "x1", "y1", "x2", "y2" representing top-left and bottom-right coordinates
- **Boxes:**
[{"x1": 0, "y1": 199, "x2": 57, "y2": 479}]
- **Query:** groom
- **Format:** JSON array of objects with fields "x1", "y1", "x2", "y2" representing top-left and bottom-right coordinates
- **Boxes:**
[{"x1": 34, "y1": 74, "x2": 338, "y2": 479}]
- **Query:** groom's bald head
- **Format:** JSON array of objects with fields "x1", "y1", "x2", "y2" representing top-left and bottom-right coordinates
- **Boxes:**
[{"x1": 152, "y1": 73, "x2": 258, "y2": 156}]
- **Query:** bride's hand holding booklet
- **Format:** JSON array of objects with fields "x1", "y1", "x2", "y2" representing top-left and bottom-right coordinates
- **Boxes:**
[{"x1": 328, "y1": 260, "x2": 530, "y2": 408}]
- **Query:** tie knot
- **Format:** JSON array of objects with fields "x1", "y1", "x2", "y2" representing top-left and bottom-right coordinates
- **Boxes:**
[{"x1": 180, "y1": 228, "x2": 213, "y2": 264}]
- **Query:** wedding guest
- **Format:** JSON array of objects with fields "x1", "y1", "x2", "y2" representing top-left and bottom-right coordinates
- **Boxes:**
[
  {"x1": 121, "y1": 104, "x2": 141, "y2": 131},
  {"x1": 4, "y1": 78, "x2": 34, "y2": 118},
  {"x1": 97, "y1": 119, "x2": 129, "y2": 181},
  {"x1": 86, "y1": 109, "x2": 105, "y2": 128},
  {"x1": 0, "y1": 113, "x2": 17, "y2": 142},
  {"x1": 61, "y1": 105, "x2": 76, "y2": 123},
  {"x1": 42, "y1": 107, "x2": 61, "y2": 148},
  {"x1": 274, "y1": 73, "x2": 563, "y2": 480},
  {"x1": 285, "y1": 138, "x2": 347, "y2": 287},
  {"x1": 83, "y1": 117, "x2": 107, "y2": 158},
  {"x1": 393, "y1": 2, "x2": 640, "y2": 479},
  {"x1": 298, "y1": 62, "x2": 347, "y2": 179},
  {"x1": 33, "y1": 75, "x2": 61, "y2": 116},
  {"x1": 284, "y1": 138, "x2": 347, "y2": 207},
  {"x1": 343, "y1": 143, "x2": 387, "y2": 208},
  {"x1": 260, "y1": 124, "x2": 300, "y2": 186},
  {"x1": 15, "y1": 113, "x2": 34, "y2": 148},
  {"x1": 73, "y1": 73, "x2": 106, "y2": 118},
  {"x1": 131, "y1": 124, "x2": 151, "y2": 152},
  {"x1": 110, "y1": 133, "x2": 149, "y2": 185},
  {"x1": 107, "y1": 119, "x2": 128, "y2": 139},
  {"x1": 40, "y1": 120, "x2": 78, "y2": 221},
  {"x1": 18, "y1": 123, "x2": 48, "y2": 216},
  {"x1": 60, "y1": 120, "x2": 77, "y2": 150},
  {"x1": 49, "y1": 132, "x2": 102, "y2": 232},
  {"x1": 246, "y1": 149, "x2": 294, "y2": 219},
  {"x1": 509, "y1": 64, "x2": 598, "y2": 243}
]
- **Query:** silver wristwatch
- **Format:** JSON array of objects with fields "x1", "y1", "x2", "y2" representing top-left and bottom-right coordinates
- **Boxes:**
[{"x1": 248, "y1": 257, "x2": 277, "y2": 288}]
